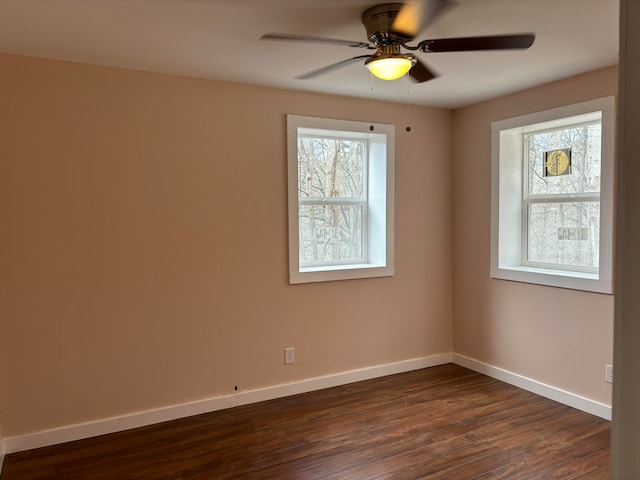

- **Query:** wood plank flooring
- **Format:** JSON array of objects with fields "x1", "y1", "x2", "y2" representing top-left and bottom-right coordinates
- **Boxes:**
[{"x1": 1, "y1": 364, "x2": 611, "y2": 479}]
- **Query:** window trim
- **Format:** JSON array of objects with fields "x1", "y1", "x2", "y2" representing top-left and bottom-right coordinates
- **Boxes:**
[
  {"x1": 287, "y1": 115, "x2": 395, "y2": 284},
  {"x1": 490, "y1": 96, "x2": 615, "y2": 293}
]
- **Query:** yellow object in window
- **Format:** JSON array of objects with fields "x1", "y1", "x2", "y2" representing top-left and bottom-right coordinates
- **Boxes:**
[{"x1": 544, "y1": 149, "x2": 571, "y2": 176}]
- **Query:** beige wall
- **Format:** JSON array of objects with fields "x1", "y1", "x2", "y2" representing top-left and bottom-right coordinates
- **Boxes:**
[
  {"x1": 0, "y1": 51, "x2": 618, "y2": 442},
  {"x1": 452, "y1": 66, "x2": 617, "y2": 405},
  {"x1": 0, "y1": 54, "x2": 453, "y2": 437}
]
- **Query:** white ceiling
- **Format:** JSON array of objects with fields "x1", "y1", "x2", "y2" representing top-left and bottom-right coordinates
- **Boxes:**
[{"x1": 0, "y1": 0, "x2": 619, "y2": 108}]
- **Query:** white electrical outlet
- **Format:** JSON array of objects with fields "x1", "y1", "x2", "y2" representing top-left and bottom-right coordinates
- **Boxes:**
[
  {"x1": 605, "y1": 364, "x2": 614, "y2": 384},
  {"x1": 284, "y1": 347, "x2": 295, "y2": 365}
]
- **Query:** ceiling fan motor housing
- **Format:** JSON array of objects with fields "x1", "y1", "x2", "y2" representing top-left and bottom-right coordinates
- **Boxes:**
[{"x1": 362, "y1": 3, "x2": 413, "y2": 45}]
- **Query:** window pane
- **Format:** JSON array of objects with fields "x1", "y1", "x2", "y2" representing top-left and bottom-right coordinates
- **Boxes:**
[
  {"x1": 299, "y1": 204, "x2": 363, "y2": 264},
  {"x1": 298, "y1": 137, "x2": 364, "y2": 199},
  {"x1": 527, "y1": 201, "x2": 600, "y2": 269},
  {"x1": 527, "y1": 123, "x2": 601, "y2": 196}
]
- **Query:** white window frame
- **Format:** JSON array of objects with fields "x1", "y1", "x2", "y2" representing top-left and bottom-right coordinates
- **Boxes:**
[
  {"x1": 287, "y1": 115, "x2": 394, "y2": 284},
  {"x1": 490, "y1": 96, "x2": 615, "y2": 294}
]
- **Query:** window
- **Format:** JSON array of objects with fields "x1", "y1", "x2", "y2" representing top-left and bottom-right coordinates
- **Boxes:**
[
  {"x1": 491, "y1": 97, "x2": 615, "y2": 293},
  {"x1": 287, "y1": 115, "x2": 394, "y2": 284}
]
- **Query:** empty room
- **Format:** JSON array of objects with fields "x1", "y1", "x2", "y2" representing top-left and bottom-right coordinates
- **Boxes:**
[{"x1": 1, "y1": 0, "x2": 639, "y2": 478}]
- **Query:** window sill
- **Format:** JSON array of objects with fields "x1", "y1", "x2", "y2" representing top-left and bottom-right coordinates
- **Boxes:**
[
  {"x1": 291, "y1": 263, "x2": 394, "y2": 284},
  {"x1": 491, "y1": 265, "x2": 612, "y2": 294}
]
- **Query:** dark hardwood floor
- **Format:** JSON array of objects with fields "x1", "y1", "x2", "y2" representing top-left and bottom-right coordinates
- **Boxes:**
[{"x1": 1, "y1": 364, "x2": 611, "y2": 479}]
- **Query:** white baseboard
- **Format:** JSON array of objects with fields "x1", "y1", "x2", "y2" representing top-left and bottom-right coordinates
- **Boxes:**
[
  {"x1": 3, "y1": 352, "x2": 610, "y2": 455},
  {"x1": 3, "y1": 353, "x2": 452, "y2": 454},
  {"x1": 453, "y1": 353, "x2": 612, "y2": 420}
]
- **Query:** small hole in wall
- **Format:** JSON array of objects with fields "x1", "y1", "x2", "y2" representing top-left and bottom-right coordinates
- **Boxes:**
[{"x1": 234, "y1": 385, "x2": 238, "y2": 391}]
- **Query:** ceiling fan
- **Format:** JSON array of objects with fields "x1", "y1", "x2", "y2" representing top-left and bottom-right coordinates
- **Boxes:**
[{"x1": 261, "y1": 0, "x2": 535, "y2": 83}]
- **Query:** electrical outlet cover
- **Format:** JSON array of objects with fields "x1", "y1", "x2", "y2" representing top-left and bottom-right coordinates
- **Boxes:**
[
  {"x1": 605, "y1": 364, "x2": 614, "y2": 383},
  {"x1": 284, "y1": 347, "x2": 295, "y2": 365}
]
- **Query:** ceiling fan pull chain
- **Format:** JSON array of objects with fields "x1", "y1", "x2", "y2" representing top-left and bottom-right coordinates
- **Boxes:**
[
  {"x1": 405, "y1": 79, "x2": 412, "y2": 132},
  {"x1": 370, "y1": 73, "x2": 375, "y2": 131}
]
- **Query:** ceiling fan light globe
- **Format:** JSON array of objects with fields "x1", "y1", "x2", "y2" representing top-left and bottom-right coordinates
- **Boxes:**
[{"x1": 366, "y1": 56, "x2": 414, "y2": 81}]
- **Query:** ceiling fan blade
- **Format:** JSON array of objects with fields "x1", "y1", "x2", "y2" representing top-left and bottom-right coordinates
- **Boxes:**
[
  {"x1": 392, "y1": 0, "x2": 455, "y2": 38},
  {"x1": 408, "y1": 58, "x2": 438, "y2": 83},
  {"x1": 419, "y1": 33, "x2": 535, "y2": 52},
  {"x1": 296, "y1": 55, "x2": 373, "y2": 80},
  {"x1": 261, "y1": 33, "x2": 371, "y2": 49}
]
